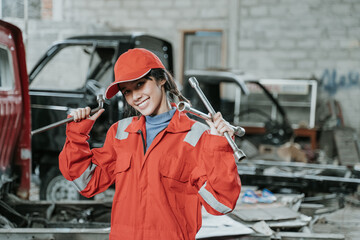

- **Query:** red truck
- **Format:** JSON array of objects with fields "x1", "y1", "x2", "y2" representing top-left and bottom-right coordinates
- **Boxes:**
[{"x1": 0, "y1": 19, "x2": 31, "y2": 200}]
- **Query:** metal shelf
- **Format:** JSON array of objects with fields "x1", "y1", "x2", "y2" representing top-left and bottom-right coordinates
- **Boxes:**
[{"x1": 238, "y1": 79, "x2": 318, "y2": 129}]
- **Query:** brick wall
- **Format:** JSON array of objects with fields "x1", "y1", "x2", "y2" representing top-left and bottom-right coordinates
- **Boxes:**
[
  {"x1": 5, "y1": 0, "x2": 360, "y2": 135},
  {"x1": 41, "y1": 0, "x2": 52, "y2": 19}
]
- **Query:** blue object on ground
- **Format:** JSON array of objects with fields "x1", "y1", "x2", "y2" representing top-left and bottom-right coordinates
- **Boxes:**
[
  {"x1": 258, "y1": 188, "x2": 277, "y2": 203},
  {"x1": 241, "y1": 189, "x2": 259, "y2": 204}
]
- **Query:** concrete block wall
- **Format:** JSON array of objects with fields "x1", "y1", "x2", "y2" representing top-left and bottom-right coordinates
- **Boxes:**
[
  {"x1": 59, "y1": 0, "x2": 231, "y2": 78},
  {"x1": 6, "y1": 17, "x2": 108, "y2": 70},
  {"x1": 236, "y1": 0, "x2": 360, "y2": 134},
  {"x1": 4, "y1": 0, "x2": 360, "y2": 135}
]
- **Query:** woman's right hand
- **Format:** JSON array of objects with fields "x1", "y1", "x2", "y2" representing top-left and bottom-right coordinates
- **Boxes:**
[{"x1": 70, "y1": 107, "x2": 105, "y2": 122}]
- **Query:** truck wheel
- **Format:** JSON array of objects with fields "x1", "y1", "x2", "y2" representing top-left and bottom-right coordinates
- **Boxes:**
[{"x1": 40, "y1": 167, "x2": 82, "y2": 201}]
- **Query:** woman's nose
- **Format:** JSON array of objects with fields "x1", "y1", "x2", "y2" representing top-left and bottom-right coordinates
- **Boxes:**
[{"x1": 132, "y1": 89, "x2": 141, "y2": 101}]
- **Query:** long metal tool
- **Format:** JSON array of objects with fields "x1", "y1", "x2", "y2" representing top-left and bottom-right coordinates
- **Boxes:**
[
  {"x1": 31, "y1": 94, "x2": 105, "y2": 136},
  {"x1": 177, "y1": 101, "x2": 245, "y2": 137},
  {"x1": 188, "y1": 77, "x2": 246, "y2": 161}
]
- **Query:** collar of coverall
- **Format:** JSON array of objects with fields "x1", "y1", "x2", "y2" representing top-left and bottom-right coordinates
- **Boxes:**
[{"x1": 125, "y1": 104, "x2": 193, "y2": 134}]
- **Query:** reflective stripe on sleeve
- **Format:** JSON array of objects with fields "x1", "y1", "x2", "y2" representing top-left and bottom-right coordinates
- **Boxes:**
[
  {"x1": 184, "y1": 122, "x2": 209, "y2": 147},
  {"x1": 198, "y1": 182, "x2": 232, "y2": 214},
  {"x1": 115, "y1": 117, "x2": 133, "y2": 140},
  {"x1": 71, "y1": 163, "x2": 97, "y2": 192}
]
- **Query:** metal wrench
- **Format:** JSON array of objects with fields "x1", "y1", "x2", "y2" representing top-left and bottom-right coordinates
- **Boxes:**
[
  {"x1": 188, "y1": 77, "x2": 246, "y2": 161},
  {"x1": 177, "y1": 101, "x2": 245, "y2": 137},
  {"x1": 31, "y1": 94, "x2": 105, "y2": 136}
]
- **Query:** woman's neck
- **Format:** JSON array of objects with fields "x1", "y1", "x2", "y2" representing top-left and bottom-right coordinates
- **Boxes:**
[{"x1": 150, "y1": 89, "x2": 172, "y2": 116}]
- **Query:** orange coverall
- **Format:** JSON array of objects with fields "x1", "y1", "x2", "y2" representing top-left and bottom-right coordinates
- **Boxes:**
[{"x1": 59, "y1": 109, "x2": 241, "y2": 240}]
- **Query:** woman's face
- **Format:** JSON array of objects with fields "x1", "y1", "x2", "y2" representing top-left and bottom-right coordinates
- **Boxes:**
[{"x1": 119, "y1": 77, "x2": 170, "y2": 116}]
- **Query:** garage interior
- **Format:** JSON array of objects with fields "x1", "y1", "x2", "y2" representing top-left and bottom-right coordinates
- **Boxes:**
[{"x1": 1, "y1": 0, "x2": 360, "y2": 239}]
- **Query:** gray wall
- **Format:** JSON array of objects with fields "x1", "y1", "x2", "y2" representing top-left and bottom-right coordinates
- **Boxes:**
[{"x1": 5, "y1": 0, "x2": 360, "y2": 135}]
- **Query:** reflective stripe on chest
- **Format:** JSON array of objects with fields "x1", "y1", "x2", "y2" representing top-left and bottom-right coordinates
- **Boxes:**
[
  {"x1": 115, "y1": 117, "x2": 208, "y2": 147},
  {"x1": 183, "y1": 122, "x2": 208, "y2": 147},
  {"x1": 115, "y1": 117, "x2": 133, "y2": 140}
]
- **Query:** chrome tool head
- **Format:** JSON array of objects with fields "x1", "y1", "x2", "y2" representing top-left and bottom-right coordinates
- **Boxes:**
[
  {"x1": 97, "y1": 94, "x2": 105, "y2": 108},
  {"x1": 189, "y1": 77, "x2": 199, "y2": 88},
  {"x1": 177, "y1": 101, "x2": 191, "y2": 112}
]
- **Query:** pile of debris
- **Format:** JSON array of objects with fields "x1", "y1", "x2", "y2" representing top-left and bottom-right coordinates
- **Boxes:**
[{"x1": 197, "y1": 187, "x2": 360, "y2": 240}]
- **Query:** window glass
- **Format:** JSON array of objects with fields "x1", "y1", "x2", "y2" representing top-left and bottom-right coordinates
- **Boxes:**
[
  {"x1": 0, "y1": 45, "x2": 15, "y2": 90},
  {"x1": 30, "y1": 45, "x2": 91, "y2": 90},
  {"x1": 2, "y1": 0, "x2": 41, "y2": 19},
  {"x1": 89, "y1": 47, "x2": 115, "y2": 88}
]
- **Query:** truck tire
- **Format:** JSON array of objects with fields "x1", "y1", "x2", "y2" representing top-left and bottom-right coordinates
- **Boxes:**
[{"x1": 40, "y1": 166, "x2": 84, "y2": 201}]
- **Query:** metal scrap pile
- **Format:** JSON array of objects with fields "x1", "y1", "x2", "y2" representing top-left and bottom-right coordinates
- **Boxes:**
[{"x1": 198, "y1": 187, "x2": 360, "y2": 240}]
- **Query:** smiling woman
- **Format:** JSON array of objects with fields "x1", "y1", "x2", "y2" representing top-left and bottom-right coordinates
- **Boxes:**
[
  {"x1": 118, "y1": 75, "x2": 170, "y2": 116},
  {"x1": 58, "y1": 48, "x2": 241, "y2": 240}
]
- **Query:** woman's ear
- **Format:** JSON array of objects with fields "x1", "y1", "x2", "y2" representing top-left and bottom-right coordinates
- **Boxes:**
[{"x1": 159, "y1": 79, "x2": 167, "y2": 86}]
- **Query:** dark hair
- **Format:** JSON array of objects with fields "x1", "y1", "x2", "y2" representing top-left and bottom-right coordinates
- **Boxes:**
[
  {"x1": 122, "y1": 68, "x2": 189, "y2": 117},
  {"x1": 146, "y1": 68, "x2": 189, "y2": 103}
]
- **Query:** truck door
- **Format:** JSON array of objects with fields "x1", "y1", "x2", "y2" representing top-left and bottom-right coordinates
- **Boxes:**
[
  {"x1": 0, "y1": 20, "x2": 31, "y2": 199},
  {"x1": 29, "y1": 41, "x2": 118, "y2": 200}
]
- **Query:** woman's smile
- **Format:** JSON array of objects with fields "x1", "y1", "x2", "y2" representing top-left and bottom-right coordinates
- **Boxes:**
[
  {"x1": 136, "y1": 97, "x2": 150, "y2": 110},
  {"x1": 119, "y1": 77, "x2": 171, "y2": 116}
]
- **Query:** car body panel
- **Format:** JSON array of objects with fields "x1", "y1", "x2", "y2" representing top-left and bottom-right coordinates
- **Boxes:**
[{"x1": 0, "y1": 19, "x2": 31, "y2": 198}]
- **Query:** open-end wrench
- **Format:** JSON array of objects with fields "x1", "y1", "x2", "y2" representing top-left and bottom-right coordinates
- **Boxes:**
[{"x1": 188, "y1": 77, "x2": 246, "y2": 161}]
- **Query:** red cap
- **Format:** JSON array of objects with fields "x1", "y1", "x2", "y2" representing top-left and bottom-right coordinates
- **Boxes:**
[{"x1": 105, "y1": 48, "x2": 165, "y2": 99}]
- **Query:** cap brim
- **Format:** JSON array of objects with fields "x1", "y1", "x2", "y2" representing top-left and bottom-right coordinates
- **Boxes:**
[{"x1": 105, "y1": 69, "x2": 152, "y2": 99}]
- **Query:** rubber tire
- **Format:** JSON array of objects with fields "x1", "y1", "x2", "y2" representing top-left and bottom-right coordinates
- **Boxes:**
[{"x1": 39, "y1": 166, "x2": 83, "y2": 201}]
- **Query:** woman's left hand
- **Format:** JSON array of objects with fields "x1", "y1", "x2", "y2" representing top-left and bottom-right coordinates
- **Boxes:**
[{"x1": 206, "y1": 112, "x2": 234, "y2": 137}]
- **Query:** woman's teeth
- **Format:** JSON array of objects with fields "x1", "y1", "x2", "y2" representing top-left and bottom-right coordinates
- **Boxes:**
[{"x1": 138, "y1": 99, "x2": 149, "y2": 108}]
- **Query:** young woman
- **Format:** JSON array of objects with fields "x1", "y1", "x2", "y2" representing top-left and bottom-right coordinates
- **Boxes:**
[{"x1": 59, "y1": 48, "x2": 241, "y2": 240}]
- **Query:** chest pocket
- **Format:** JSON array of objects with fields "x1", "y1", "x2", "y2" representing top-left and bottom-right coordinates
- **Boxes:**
[
  {"x1": 159, "y1": 154, "x2": 196, "y2": 206},
  {"x1": 115, "y1": 152, "x2": 132, "y2": 174},
  {"x1": 160, "y1": 154, "x2": 192, "y2": 183}
]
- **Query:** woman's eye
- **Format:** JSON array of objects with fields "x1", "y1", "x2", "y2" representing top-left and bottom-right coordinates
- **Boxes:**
[
  {"x1": 137, "y1": 81, "x2": 145, "y2": 88},
  {"x1": 122, "y1": 90, "x2": 129, "y2": 96}
]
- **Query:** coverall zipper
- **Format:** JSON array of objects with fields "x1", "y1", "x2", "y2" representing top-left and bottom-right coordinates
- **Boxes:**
[{"x1": 137, "y1": 130, "x2": 146, "y2": 155}]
